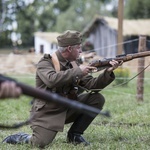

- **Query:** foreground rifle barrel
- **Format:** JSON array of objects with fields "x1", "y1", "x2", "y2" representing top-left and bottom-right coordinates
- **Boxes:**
[
  {"x1": 90, "y1": 51, "x2": 150, "y2": 69},
  {"x1": 0, "y1": 75, "x2": 109, "y2": 117}
]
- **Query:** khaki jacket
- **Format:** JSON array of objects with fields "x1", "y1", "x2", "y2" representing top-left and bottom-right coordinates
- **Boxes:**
[{"x1": 30, "y1": 50, "x2": 115, "y2": 131}]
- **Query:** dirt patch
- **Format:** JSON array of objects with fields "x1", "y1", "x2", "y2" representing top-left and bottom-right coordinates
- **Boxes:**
[
  {"x1": 0, "y1": 53, "x2": 150, "y2": 75},
  {"x1": 122, "y1": 57, "x2": 150, "y2": 72},
  {"x1": 0, "y1": 53, "x2": 43, "y2": 75}
]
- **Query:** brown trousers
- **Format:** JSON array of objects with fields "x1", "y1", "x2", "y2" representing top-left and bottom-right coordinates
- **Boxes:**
[{"x1": 30, "y1": 92, "x2": 105, "y2": 148}]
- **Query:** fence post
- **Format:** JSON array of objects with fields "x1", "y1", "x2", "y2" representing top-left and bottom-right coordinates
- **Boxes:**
[{"x1": 136, "y1": 36, "x2": 146, "y2": 102}]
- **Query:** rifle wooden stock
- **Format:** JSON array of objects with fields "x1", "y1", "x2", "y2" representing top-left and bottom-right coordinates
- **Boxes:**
[
  {"x1": 89, "y1": 51, "x2": 150, "y2": 69},
  {"x1": 0, "y1": 74, "x2": 110, "y2": 117}
]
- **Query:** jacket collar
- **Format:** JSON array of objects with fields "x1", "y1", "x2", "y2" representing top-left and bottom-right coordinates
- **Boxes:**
[{"x1": 55, "y1": 50, "x2": 70, "y2": 67}]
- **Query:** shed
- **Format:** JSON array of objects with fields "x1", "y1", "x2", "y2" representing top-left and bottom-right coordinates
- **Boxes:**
[
  {"x1": 34, "y1": 32, "x2": 60, "y2": 54},
  {"x1": 82, "y1": 15, "x2": 150, "y2": 57}
]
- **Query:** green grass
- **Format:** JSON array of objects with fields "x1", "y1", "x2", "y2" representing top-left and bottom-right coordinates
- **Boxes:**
[{"x1": 0, "y1": 73, "x2": 150, "y2": 150}]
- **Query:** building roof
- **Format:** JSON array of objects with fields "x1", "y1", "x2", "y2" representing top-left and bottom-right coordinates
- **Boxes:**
[
  {"x1": 34, "y1": 32, "x2": 60, "y2": 43},
  {"x1": 82, "y1": 15, "x2": 150, "y2": 36}
]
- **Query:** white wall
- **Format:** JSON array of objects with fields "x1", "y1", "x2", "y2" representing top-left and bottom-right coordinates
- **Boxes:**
[{"x1": 34, "y1": 36, "x2": 58, "y2": 54}]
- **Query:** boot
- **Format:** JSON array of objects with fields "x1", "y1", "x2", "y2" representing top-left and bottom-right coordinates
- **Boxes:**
[
  {"x1": 67, "y1": 132, "x2": 90, "y2": 146},
  {"x1": 67, "y1": 113, "x2": 97, "y2": 146},
  {"x1": 2, "y1": 132, "x2": 31, "y2": 144}
]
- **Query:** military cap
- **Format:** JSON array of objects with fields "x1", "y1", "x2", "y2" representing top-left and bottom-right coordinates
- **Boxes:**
[{"x1": 57, "y1": 30, "x2": 82, "y2": 47}]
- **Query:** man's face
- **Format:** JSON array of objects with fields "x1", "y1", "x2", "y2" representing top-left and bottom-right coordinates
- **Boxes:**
[{"x1": 69, "y1": 44, "x2": 82, "y2": 61}]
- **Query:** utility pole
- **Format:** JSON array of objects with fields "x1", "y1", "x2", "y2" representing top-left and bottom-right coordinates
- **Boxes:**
[
  {"x1": 117, "y1": 0, "x2": 124, "y2": 55},
  {"x1": 136, "y1": 36, "x2": 146, "y2": 102}
]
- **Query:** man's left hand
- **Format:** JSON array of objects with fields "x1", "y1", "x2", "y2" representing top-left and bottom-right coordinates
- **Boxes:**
[{"x1": 106, "y1": 60, "x2": 123, "y2": 72}]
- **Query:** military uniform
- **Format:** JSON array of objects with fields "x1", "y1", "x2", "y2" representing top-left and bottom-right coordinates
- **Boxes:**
[
  {"x1": 2, "y1": 30, "x2": 116, "y2": 148},
  {"x1": 29, "y1": 48, "x2": 115, "y2": 145}
]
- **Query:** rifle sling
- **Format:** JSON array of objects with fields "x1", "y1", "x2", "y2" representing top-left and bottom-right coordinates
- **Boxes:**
[
  {"x1": 50, "y1": 53, "x2": 94, "y2": 93},
  {"x1": 51, "y1": 52, "x2": 60, "y2": 72}
]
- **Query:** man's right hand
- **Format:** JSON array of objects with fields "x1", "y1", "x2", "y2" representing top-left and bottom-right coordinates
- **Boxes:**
[{"x1": 79, "y1": 65, "x2": 96, "y2": 76}]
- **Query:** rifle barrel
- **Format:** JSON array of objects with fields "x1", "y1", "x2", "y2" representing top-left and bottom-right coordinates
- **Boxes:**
[
  {"x1": 0, "y1": 75, "x2": 106, "y2": 117},
  {"x1": 127, "y1": 51, "x2": 150, "y2": 59},
  {"x1": 90, "y1": 51, "x2": 150, "y2": 69}
]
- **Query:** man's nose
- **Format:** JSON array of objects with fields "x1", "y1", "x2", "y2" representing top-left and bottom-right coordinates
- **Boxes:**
[{"x1": 79, "y1": 48, "x2": 82, "y2": 53}]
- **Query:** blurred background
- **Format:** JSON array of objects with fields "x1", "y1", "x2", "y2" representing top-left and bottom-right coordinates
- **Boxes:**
[
  {"x1": 0, "y1": 0, "x2": 150, "y2": 75},
  {"x1": 1, "y1": 2, "x2": 150, "y2": 150},
  {"x1": 1, "y1": 0, "x2": 150, "y2": 52}
]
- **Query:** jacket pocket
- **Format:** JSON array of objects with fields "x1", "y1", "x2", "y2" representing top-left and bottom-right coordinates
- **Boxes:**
[{"x1": 34, "y1": 100, "x2": 46, "y2": 111}]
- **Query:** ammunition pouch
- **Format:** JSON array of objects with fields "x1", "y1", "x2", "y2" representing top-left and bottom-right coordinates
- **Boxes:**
[
  {"x1": 60, "y1": 87, "x2": 78, "y2": 100},
  {"x1": 67, "y1": 93, "x2": 77, "y2": 100},
  {"x1": 48, "y1": 86, "x2": 78, "y2": 100}
]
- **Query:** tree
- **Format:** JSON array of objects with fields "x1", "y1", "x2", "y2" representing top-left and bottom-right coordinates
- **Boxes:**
[
  {"x1": 0, "y1": 0, "x2": 72, "y2": 48},
  {"x1": 16, "y1": 0, "x2": 59, "y2": 46},
  {"x1": 0, "y1": 0, "x2": 20, "y2": 47},
  {"x1": 125, "y1": 0, "x2": 150, "y2": 19},
  {"x1": 55, "y1": 0, "x2": 110, "y2": 32},
  {"x1": 0, "y1": 0, "x2": 113, "y2": 48}
]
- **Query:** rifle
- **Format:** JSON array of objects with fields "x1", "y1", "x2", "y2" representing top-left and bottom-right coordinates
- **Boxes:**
[
  {"x1": 0, "y1": 74, "x2": 110, "y2": 129},
  {"x1": 89, "y1": 51, "x2": 150, "y2": 71}
]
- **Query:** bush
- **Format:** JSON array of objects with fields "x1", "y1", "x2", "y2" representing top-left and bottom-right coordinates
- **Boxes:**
[{"x1": 114, "y1": 67, "x2": 130, "y2": 86}]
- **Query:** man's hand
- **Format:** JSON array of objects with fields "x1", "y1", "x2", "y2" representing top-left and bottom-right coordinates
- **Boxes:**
[
  {"x1": 79, "y1": 65, "x2": 97, "y2": 76},
  {"x1": 0, "y1": 81, "x2": 22, "y2": 99},
  {"x1": 106, "y1": 60, "x2": 123, "y2": 72}
]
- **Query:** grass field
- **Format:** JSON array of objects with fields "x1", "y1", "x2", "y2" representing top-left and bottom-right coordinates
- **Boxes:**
[{"x1": 0, "y1": 73, "x2": 150, "y2": 150}]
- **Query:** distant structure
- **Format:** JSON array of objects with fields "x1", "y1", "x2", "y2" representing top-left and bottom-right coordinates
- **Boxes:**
[
  {"x1": 82, "y1": 15, "x2": 150, "y2": 58},
  {"x1": 34, "y1": 32, "x2": 60, "y2": 54}
]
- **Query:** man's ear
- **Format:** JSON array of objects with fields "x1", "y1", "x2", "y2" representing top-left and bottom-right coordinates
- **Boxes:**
[{"x1": 67, "y1": 46, "x2": 72, "y2": 52}]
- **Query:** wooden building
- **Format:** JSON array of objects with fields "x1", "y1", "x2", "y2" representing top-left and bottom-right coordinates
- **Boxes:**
[
  {"x1": 34, "y1": 32, "x2": 60, "y2": 54},
  {"x1": 82, "y1": 15, "x2": 150, "y2": 58}
]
